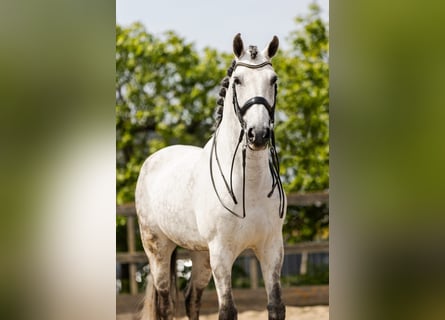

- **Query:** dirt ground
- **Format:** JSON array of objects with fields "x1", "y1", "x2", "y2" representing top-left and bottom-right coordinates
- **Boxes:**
[
  {"x1": 176, "y1": 306, "x2": 329, "y2": 320},
  {"x1": 117, "y1": 306, "x2": 329, "y2": 320}
]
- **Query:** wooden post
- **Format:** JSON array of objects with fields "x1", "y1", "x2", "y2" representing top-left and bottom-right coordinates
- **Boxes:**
[
  {"x1": 127, "y1": 216, "x2": 138, "y2": 295},
  {"x1": 249, "y1": 256, "x2": 259, "y2": 289},
  {"x1": 300, "y1": 250, "x2": 308, "y2": 275}
]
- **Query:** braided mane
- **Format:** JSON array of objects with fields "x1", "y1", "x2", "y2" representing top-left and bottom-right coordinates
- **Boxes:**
[
  {"x1": 214, "y1": 60, "x2": 236, "y2": 129},
  {"x1": 214, "y1": 45, "x2": 260, "y2": 129}
]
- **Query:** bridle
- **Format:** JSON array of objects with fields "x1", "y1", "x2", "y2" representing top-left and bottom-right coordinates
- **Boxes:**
[{"x1": 209, "y1": 60, "x2": 285, "y2": 219}]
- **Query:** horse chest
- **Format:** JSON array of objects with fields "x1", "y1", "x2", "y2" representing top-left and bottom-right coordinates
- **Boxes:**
[
  {"x1": 243, "y1": 202, "x2": 282, "y2": 237},
  {"x1": 200, "y1": 198, "x2": 282, "y2": 246}
]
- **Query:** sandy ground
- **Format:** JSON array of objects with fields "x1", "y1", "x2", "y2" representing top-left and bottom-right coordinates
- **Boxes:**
[
  {"x1": 117, "y1": 306, "x2": 329, "y2": 320},
  {"x1": 178, "y1": 306, "x2": 329, "y2": 320}
]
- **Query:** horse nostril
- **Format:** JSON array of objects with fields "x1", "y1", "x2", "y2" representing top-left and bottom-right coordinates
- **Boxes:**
[
  {"x1": 247, "y1": 127, "x2": 270, "y2": 146},
  {"x1": 247, "y1": 128, "x2": 255, "y2": 142},
  {"x1": 262, "y1": 127, "x2": 271, "y2": 140}
]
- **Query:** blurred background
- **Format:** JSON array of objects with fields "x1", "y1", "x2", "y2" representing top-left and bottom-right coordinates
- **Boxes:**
[{"x1": 2, "y1": 0, "x2": 445, "y2": 319}]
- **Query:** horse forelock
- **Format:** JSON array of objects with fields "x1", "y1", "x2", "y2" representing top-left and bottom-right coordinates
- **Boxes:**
[
  {"x1": 238, "y1": 43, "x2": 272, "y2": 65},
  {"x1": 248, "y1": 45, "x2": 258, "y2": 60}
]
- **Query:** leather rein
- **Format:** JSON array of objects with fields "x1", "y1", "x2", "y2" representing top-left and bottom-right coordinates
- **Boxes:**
[{"x1": 209, "y1": 61, "x2": 285, "y2": 219}]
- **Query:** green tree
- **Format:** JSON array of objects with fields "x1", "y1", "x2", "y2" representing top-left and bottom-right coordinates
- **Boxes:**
[
  {"x1": 274, "y1": 3, "x2": 329, "y2": 193},
  {"x1": 273, "y1": 4, "x2": 329, "y2": 242},
  {"x1": 116, "y1": 23, "x2": 230, "y2": 204}
]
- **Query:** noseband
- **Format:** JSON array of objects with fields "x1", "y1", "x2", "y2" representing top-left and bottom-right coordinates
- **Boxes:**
[{"x1": 210, "y1": 61, "x2": 285, "y2": 219}]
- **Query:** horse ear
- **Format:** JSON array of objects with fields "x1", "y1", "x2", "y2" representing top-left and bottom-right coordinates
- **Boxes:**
[
  {"x1": 233, "y1": 33, "x2": 244, "y2": 58},
  {"x1": 264, "y1": 35, "x2": 279, "y2": 59}
]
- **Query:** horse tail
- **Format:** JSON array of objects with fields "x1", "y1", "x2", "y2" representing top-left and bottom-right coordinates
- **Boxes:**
[
  {"x1": 140, "y1": 249, "x2": 178, "y2": 320},
  {"x1": 140, "y1": 271, "x2": 157, "y2": 320}
]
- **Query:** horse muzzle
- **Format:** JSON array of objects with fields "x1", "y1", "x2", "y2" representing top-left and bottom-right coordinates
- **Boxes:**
[{"x1": 247, "y1": 126, "x2": 271, "y2": 150}]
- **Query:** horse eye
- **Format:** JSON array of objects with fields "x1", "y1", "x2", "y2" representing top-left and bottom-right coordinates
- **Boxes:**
[
  {"x1": 233, "y1": 77, "x2": 241, "y2": 85},
  {"x1": 270, "y1": 76, "x2": 278, "y2": 85}
]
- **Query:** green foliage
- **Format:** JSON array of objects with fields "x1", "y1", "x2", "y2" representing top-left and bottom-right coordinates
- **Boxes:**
[
  {"x1": 116, "y1": 23, "x2": 230, "y2": 204},
  {"x1": 116, "y1": 5, "x2": 329, "y2": 242},
  {"x1": 274, "y1": 4, "x2": 329, "y2": 192},
  {"x1": 284, "y1": 204, "x2": 329, "y2": 243},
  {"x1": 282, "y1": 263, "x2": 329, "y2": 286}
]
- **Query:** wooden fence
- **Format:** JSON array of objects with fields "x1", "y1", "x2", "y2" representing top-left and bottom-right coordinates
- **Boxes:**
[{"x1": 117, "y1": 191, "x2": 328, "y2": 295}]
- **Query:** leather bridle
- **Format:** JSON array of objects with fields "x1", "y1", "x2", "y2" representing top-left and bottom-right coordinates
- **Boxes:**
[{"x1": 209, "y1": 61, "x2": 285, "y2": 219}]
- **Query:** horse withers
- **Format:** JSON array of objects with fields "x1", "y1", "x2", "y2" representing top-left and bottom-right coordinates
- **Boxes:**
[{"x1": 135, "y1": 33, "x2": 286, "y2": 320}]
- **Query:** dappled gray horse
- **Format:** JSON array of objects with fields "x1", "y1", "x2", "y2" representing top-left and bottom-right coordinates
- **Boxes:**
[{"x1": 136, "y1": 33, "x2": 286, "y2": 320}]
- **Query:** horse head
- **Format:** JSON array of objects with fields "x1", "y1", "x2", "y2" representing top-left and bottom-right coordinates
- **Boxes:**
[{"x1": 230, "y1": 33, "x2": 279, "y2": 151}]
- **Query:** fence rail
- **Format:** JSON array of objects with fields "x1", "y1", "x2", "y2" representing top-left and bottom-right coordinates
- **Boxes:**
[{"x1": 117, "y1": 191, "x2": 328, "y2": 295}]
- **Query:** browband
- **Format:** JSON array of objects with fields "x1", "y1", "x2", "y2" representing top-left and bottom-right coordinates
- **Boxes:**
[{"x1": 234, "y1": 61, "x2": 272, "y2": 70}]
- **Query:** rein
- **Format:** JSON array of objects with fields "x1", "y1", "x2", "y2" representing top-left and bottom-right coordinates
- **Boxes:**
[{"x1": 210, "y1": 61, "x2": 285, "y2": 219}]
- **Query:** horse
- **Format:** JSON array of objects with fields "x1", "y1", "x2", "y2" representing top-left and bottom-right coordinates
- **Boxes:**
[{"x1": 135, "y1": 33, "x2": 286, "y2": 320}]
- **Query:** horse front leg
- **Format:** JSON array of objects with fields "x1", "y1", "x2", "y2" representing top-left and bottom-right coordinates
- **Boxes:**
[
  {"x1": 257, "y1": 239, "x2": 286, "y2": 320},
  {"x1": 209, "y1": 242, "x2": 238, "y2": 320}
]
